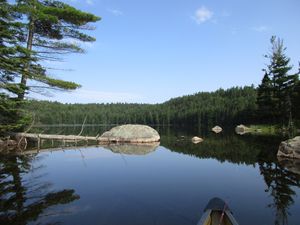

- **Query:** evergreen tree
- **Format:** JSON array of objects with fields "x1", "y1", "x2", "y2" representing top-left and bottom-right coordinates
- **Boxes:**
[
  {"x1": 257, "y1": 71, "x2": 273, "y2": 122},
  {"x1": 1, "y1": 0, "x2": 30, "y2": 95},
  {"x1": 0, "y1": 0, "x2": 100, "y2": 133},
  {"x1": 291, "y1": 65, "x2": 300, "y2": 122},
  {"x1": 15, "y1": 0, "x2": 101, "y2": 100},
  {"x1": 263, "y1": 36, "x2": 298, "y2": 125},
  {"x1": 0, "y1": 0, "x2": 33, "y2": 133},
  {"x1": 0, "y1": 94, "x2": 30, "y2": 134}
]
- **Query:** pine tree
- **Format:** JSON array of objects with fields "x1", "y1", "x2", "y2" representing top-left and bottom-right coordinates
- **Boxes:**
[
  {"x1": 0, "y1": 0, "x2": 33, "y2": 133},
  {"x1": 263, "y1": 36, "x2": 298, "y2": 125},
  {"x1": 1, "y1": 0, "x2": 33, "y2": 96},
  {"x1": 15, "y1": 0, "x2": 101, "y2": 100},
  {"x1": 0, "y1": 0, "x2": 100, "y2": 133},
  {"x1": 291, "y1": 65, "x2": 300, "y2": 122},
  {"x1": 257, "y1": 71, "x2": 273, "y2": 122}
]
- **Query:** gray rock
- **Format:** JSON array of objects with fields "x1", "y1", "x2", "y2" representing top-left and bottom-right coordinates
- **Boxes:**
[
  {"x1": 278, "y1": 157, "x2": 300, "y2": 175},
  {"x1": 98, "y1": 124, "x2": 160, "y2": 143},
  {"x1": 192, "y1": 136, "x2": 203, "y2": 144},
  {"x1": 212, "y1": 126, "x2": 222, "y2": 133},
  {"x1": 235, "y1": 124, "x2": 251, "y2": 135},
  {"x1": 277, "y1": 136, "x2": 300, "y2": 159}
]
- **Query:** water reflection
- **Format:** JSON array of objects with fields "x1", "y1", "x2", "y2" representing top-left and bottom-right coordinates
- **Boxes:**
[
  {"x1": 161, "y1": 132, "x2": 280, "y2": 164},
  {"x1": 278, "y1": 158, "x2": 300, "y2": 175},
  {"x1": 1, "y1": 128, "x2": 300, "y2": 225},
  {"x1": 259, "y1": 161, "x2": 300, "y2": 225},
  {"x1": 162, "y1": 133, "x2": 300, "y2": 225},
  {"x1": 103, "y1": 143, "x2": 160, "y2": 155},
  {"x1": 0, "y1": 154, "x2": 80, "y2": 225}
]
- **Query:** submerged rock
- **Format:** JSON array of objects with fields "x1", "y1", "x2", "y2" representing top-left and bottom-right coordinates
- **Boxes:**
[
  {"x1": 277, "y1": 136, "x2": 300, "y2": 159},
  {"x1": 235, "y1": 124, "x2": 251, "y2": 135},
  {"x1": 212, "y1": 126, "x2": 222, "y2": 133},
  {"x1": 192, "y1": 136, "x2": 203, "y2": 144},
  {"x1": 104, "y1": 143, "x2": 159, "y2": 155},
  {"x1": 98, "y1": 124, "x2": 160, "y2": 144}
]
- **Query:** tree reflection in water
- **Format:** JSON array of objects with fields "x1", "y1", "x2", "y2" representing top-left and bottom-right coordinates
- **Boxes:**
[
  {"x1": 0, "y1": 154, "x2": 80, "y2": 225},
  {"x1": 259, "y1": 160, "x2": 300, "y2": 225},
  {"x1": 162, "y1": 133, "x2": 300, "y2": 225}
]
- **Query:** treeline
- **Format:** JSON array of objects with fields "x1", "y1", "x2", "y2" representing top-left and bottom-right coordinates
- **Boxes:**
[{"x1": 26, "y1": 86, "x2": 258, "y2": 128}]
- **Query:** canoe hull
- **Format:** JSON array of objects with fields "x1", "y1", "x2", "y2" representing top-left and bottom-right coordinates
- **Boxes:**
[{"x1": 197, "y1": 198, "x2": 239, "y2": 225}]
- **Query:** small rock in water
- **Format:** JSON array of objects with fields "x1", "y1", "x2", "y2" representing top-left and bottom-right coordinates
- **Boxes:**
[
  {"x1": 192, "y1": 136, "x2": 203, "y2": 144},
  {"x1": 235, "y1": 124, "x2": 251, "y2": 135},
  {"x1": 212, "y1": 126, "x2": 222, "y2": 133}
]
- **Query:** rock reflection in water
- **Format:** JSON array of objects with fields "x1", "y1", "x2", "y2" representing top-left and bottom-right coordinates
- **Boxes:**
[
  {"x1": 278, "y1": 157, "x2": 300, "y2": 175},
  {"x1": 103, "y1": 142, "x2": 160, "y2": 155}
]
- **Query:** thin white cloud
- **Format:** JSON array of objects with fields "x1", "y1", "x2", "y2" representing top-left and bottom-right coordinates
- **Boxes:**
[
  {"x1": 193, "y1": 6, "x2": 213, "y2": 24},
  {"x1": 107, "y1": 9, "x2": 124, "y2": 16},
  {"x1": 74, "y1": 89, "x2": 142, "y2": 103},
  {"x1": 30, "y1": 89, "x2": 145, "y2": 103},
  {"x1": 252, "y1": 26, "x2": 268, "y2": 32},
  {"x1": 60, "y1": 89, "x2": 144, "y2": 103}
]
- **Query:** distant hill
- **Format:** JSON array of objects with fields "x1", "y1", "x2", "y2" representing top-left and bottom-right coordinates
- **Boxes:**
[{"x1": 26, "y1": 86, "x2": 257, "y2": 128}]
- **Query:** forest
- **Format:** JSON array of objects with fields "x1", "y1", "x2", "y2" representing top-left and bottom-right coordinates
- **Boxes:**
[
  {"x1": 24, "y1": 74, "x2": 300, "y2": 130},
  {"x1": 25, "y1": 86, "x2": 258, "y2": 128}
]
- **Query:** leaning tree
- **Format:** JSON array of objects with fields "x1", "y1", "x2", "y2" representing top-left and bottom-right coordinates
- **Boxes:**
[
  {"x1": 16, "y1": 0, "x2": 101, "y2": 100},
  {"x1": 0, "y1": 0, "x2": 100, "y2": 133}
]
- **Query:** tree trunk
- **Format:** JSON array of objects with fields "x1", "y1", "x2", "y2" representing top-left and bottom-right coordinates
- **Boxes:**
[{"x1": 18, "y1": 17, "x2": 35, "y2": 100}]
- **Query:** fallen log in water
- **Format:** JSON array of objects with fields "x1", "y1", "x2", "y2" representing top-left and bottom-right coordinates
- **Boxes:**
[
  {"x1": 15, "y1": 133, "x2": 99, "y2": 141},
  {"x1": 6, "y1": 133, "x2": 100, "y2": 151}
]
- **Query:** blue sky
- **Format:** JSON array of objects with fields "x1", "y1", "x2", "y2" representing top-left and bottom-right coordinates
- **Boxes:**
[{"x1": 32, "y1": 0, "x2": 300, "y2": 104}]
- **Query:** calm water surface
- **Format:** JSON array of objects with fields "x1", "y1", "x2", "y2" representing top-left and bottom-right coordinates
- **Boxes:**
[{"x1": 1, "y1": 127, "x2": 300, "y2": 225}]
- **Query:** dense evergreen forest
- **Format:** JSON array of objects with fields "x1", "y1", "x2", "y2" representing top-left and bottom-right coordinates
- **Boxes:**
[{"x1": 26, "y1": 86, "x2": 258, "y2": 128}]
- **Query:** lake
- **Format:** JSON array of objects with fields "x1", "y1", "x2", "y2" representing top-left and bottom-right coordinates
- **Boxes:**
[{"x1": 1, "y1": 126, "x2": 300, "y2": 225}]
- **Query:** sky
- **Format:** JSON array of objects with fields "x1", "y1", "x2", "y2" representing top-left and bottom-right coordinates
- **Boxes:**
[{"x1": 31, "y1": 0, "x2": 300, "y2": 104}]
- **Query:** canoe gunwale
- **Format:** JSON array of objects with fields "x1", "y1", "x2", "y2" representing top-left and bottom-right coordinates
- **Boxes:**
[{"x1": 197, "y1": 209, "x2": 239, "y2": 225}]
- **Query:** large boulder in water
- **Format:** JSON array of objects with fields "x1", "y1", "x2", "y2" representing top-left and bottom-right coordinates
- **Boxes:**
[
  {"x1": 277, "y1": 136, "x2": 300, "y2": 159},
  {"x1": 98, "y1": 124, "x2": 160, "y2": 143}
]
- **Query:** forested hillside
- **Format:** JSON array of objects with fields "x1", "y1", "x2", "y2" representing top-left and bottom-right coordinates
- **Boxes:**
[{"x1": 26, "y1": 86, "x2": 257, "y2": 128}]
